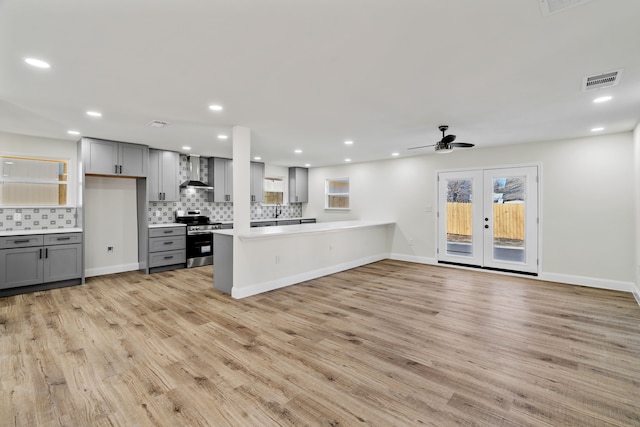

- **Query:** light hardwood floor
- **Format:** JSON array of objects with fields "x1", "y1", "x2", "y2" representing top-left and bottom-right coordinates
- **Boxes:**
[{"x1": 1, "y1": 260, "x2": 639, "y2": 426}]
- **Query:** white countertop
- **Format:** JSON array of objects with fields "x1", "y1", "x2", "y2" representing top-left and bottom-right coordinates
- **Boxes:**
[
  {"x1": 0, "y1": 227, "x2": 83, "y2": 237},
  {"x1": 213, "y1": 220, "x2": 394, "y2": 239},
  {"x1": 149, "y1": 223, "x2": 187, "y2": 229}
]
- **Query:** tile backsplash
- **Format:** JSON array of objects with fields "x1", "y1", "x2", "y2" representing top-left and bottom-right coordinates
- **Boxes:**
[
  {"x1": 147, "y1": 155, "x2": 303, "y2": 224},
  {"x1": 0, "y1": 207, "x2": 77, "y2": 231}
]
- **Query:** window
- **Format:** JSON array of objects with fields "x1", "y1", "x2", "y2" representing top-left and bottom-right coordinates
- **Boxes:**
[
  {"x1": 0, "y1": 155, "x2": 69, "y2": 206},
  {"x1": 325, "y1": 177, "x2": 350, "y2": 209},
  {"x1": 263, "y1": 177, "x2": 284, "y2": 205}
]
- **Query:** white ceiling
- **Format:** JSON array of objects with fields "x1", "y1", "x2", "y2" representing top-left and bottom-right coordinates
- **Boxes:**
[{"x1": 1, "y1": 0, "x2": 639, "y2": 167}]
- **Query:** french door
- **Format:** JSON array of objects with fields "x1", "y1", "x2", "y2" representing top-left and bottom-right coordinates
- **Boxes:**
[{"x1": 437, "y1": 166, "x2": 538, "y2": 274}]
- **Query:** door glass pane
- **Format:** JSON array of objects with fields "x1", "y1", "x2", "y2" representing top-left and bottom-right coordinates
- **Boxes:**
[
  {"x1": 492, "y1": 176, "x2": 525, "y2": 262},
  {"x1": 446, "y1": 179, "x2": 473, "y2": 257}
]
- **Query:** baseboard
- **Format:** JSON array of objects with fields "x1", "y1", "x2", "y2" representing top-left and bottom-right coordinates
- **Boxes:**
[
  {"x1": 85, "y1": 262, "x2": 140, "y2": 278},
  {"x1": 632, "y1": 282, "x2": 640, "y2": 306},
  {"x1": 389, "y1": 253, "x2": 437, "y2": 265},
  {"x1": 390, "y1": 253, "x2": 636, "y2": 294},
  {"x1": 231, "y1": 253, "x2": 389, "y2": 299},
  {"x1": 535, "y1": 272, "x2": 633, "y2": 293}
]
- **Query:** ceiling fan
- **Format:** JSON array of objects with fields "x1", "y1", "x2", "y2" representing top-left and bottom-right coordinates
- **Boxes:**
[{"x1": 409, "y1": 125, "x2": 475, "y2": 153}]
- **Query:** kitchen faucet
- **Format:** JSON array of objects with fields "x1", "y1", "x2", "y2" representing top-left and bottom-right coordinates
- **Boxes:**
[{"x1": 275, "y1": 203, "x2": 282, "y2": 218}]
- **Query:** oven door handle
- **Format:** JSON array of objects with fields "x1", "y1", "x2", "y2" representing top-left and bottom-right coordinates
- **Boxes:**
[{"x1": 188, "y1": 231, "x2": 215, "y2": 235}]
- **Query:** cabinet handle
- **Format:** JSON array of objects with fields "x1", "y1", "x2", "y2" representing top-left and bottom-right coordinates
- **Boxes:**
[
  {"x1": 164, "y1": 256, "x2": 174, "y2": 260},
  {"x1": 56, "y1": 237, "x2": 71, "y2": 241},
  {"x1": 163, "y1": 230, "x2": 173, "y2": 234},
  {"x1": 39, "y1": 248, "x2": 43, "y2": 259},
  {"x1": 164, "y1": 241, "x2": 174, "y2": 245},
  {"x1": 13, "y1": 239, "x2": 30, "y2": 244},
  {"x1": 115, "y1": 165, "x2": 118, "y2": 174},
  {"x1": 45, "y1": 248, "x2": 49, "y2": 258},
  {"x1": 119, "y1": 165, "x2": 123, "y2": 174}
]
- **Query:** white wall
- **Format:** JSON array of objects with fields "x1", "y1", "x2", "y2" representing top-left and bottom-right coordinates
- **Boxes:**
[
  {"x1": 0, "y1": 131, "x2": 78, "y2": 206},
  {"x1": 306, "y1": 132, "x2": 635, "y2": 289},
  {"x1": 84, "y1": 176, "x2": 139, "y2": 276}
]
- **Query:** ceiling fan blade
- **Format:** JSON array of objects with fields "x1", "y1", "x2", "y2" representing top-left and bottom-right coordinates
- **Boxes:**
[
  {"x1": 408, "y1": 144, "x2": 436, "y2": 150},
  {"x1": 442, "y1": 134, "x2": 456, "y2": 144},
  {"x1": 450, "y1": 142, "x2": 474, "y2": 148}
]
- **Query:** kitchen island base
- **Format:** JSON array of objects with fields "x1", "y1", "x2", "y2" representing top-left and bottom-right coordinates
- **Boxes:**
[{"x1": 213, "y1": 220, "x2": 394, "y2": 298}]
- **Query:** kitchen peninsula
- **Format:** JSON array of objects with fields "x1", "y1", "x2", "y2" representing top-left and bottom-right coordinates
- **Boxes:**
[{"x1": 213, "y1": 220, "x2": 395, "y2": 298}]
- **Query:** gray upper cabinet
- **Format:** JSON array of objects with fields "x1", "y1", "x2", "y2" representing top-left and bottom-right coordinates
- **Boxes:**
[
  {"x1": 83, "y1": 137, "x2": 148, "y2": 177},
  {"x1": 251, "y1": 161, "x2": 265, "y2": 203},
  {"x1": 148, "y1": 149, "x2": 180, "y2": 201},
  {"x1": 208, "y1": 157, "x2": 233, "y2": 203},
  {"x1": 289, "y1": 167, "x2": 309, "y2": 203}
]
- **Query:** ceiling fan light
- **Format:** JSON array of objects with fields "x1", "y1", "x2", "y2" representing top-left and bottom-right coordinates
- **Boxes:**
[{"x1": 436, "y1": 147, "x2": 453, "y2": 154}]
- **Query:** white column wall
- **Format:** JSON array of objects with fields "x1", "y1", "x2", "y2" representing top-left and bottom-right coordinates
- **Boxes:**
[
  {"x1": 306, "y1": 132, "x2": 635, "y2": 289},
  {"x1": 633, "y1": 123, "x2": 640, "y2": 302}
]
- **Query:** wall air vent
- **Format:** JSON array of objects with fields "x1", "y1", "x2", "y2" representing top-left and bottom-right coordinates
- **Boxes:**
[
  {"x1": 147, "y1": 120, "x2": 170, "y2": 128},
  {"x1": 582, "y1": 69, "x2": 623, "y2": 92},
  {"x1": 539, "y1": 0, "x2": 593, "y2": 16}
]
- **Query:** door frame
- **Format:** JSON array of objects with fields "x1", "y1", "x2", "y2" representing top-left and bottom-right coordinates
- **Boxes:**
[{"x1": 435, "y1": 163, "x2": 542, "y2": 276}]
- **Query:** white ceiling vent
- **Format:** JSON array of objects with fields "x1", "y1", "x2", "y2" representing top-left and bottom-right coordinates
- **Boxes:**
[
  {"x1": 539, "y1": 0, "x2": 593, "y2": 16},
  {"x1": 582, "y1": 69, "x2": 623, "y2": 92},
  {"x1": 147, "y1": 120, "x2": 170, "y2": 128}
]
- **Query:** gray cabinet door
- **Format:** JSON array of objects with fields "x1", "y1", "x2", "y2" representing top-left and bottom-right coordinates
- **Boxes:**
[
  {"x1": 209, "y1": 157, "x2": 233, "y2": 202},
  {"x1": 0, "y1": 247, "x2": 44, "y2": 289},
  {"x1": 250, "y1": 161, "x2": 264, "y2": 203},
  {"x1": 119, "y1": 142, "x2": 147, "y2": 177},
  {"x1": 289, "y1": 167, "x2": 309, "y2": 203},
  {"x1": 148, "y1": 149, "x2": 179, "y2": 201},
  {"x1": 148, "y1": 149, "x2": 161, "y2": 200},
  {"x1": 44, "y1": 243, "x2": 82, "y2": 282},
  {"x1": 161, "y1": 150, "x2": 179, "y2": 201},
  {"x1": 83, "y1": 138, "x2": 119, "y2": 175}
]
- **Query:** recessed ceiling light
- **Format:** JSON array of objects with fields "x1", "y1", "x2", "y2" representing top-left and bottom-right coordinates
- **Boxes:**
[
  {"x1": 345, "y1": 158, "x2": 352, "y2": 162},
  {"x1": 209, "y1": 104, "x2": 223, "y2": 111},
  {"x1": 294, "y1": 149, "x2": 302, "y2": 154},
  {"x1": 147, "y1": 120, "x2": 169, "y2": 128},
  {"x1": 67, "y1": 130, "x2": 80, "y2": 135},
  {"x1": 24, "y1": 57, "x2": 50, "y2": 68},
  {"x1": 182, "y1": 146, "x2": 191, "y2": 150},
  {"x1": 344, "y1": 140, "x2": 354, "y2": 145},
  {"x1": 304, "y1": 163, "x2": 311, "y2": 167},
  {"x1": 86, "y1": 111, "x2": 102, "y2": 117},
  {"x1": 392, "y1": 152, "x2": 400, "y2": 157},
  {"x1": 254, "y1": 156, "x2": 262, "y2": 160},
  {"x1": 593, "y1": 96, "x2": 612, "y2": 103},
  {"x1": 591, "y1": 127, "x2": 605, "y2": 132},
  {"x1": 217, "y1": 134, "x2": 228, "y2": 140}
]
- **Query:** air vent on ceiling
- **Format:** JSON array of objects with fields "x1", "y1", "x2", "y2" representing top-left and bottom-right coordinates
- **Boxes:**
[
  {"x1": 539, "y1": 0, "x2": 593, "y2": 16},
  {"x1": 582, "y1": 69, "x2": 623, "y2": 92},
  {"x1": 147, "y1": 120, "x2": 170, "y2": 128}
]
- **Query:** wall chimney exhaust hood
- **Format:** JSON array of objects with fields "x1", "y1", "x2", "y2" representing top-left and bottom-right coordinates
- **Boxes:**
[{"x1": 180, "y1": 155, "x2": 213, "y2": 189}]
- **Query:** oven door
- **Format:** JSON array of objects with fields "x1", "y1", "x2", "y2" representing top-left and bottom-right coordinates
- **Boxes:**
[{"x1": 186, "y1": 232, "x2": 213, "y2": 267}]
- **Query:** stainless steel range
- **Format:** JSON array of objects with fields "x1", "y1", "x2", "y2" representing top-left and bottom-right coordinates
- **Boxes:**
[{"x1": 174, "y1": 210, "x2": 221, "y2": 268}]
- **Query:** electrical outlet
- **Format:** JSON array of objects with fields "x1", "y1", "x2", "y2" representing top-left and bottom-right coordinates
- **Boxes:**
[
  {"x1": 14, "y1": 213, "x2": 22, "y2": 221},
  {"x1": 275, "y1": 255, "x2": 280, "y2": 264}
]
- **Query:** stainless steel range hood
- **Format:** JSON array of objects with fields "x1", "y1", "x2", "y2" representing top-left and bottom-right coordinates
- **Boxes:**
[{"x1": 180, "y1": 155, "x2": 213, "y2": 189}]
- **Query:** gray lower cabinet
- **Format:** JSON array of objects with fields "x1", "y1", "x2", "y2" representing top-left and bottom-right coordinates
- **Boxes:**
[
  {"x1": 0, "y1": 233, "x2": 83, "y2": 290},
  {"x1": 148, "y1": 226, "x2": 186, "y2": 272}
]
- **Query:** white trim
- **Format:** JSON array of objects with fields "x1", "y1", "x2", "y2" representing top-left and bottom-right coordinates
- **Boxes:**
[
  {"x1": 85, "y1": 263, "x2": 140, "y2": 278},
  {"x1": 389, "y1": 253, "x2": 437, "y2": 265},
  {"x1": 631, "y1": 282, "x2": 640, "y2": 306},
  {"x1": 537, "y1": 272, "x2": 633, "y2": 293},
  {"x1": 231, "y1": 253, "x2": 388, "y2": 299}
]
